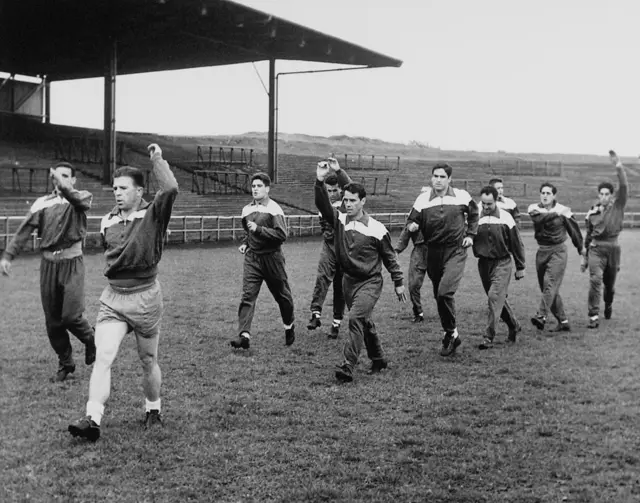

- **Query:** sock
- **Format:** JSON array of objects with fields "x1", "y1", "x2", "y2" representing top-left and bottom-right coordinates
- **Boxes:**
[
  {"x1": 452, "y1": 328, "x2": 459, "y2": 339},
  {"x1": 332, "y1": 319, "x2": 341, "y2": 326},
  {"x1": 311, "y1": 311, "x2": 321, "y2": 318},
  {"x1": 86, "y1": 401, "x2": 105, "y2": 426},
  {"x1": 240, "y1": 331, "x2": 251, "y2": 339},
  {"x1": 590, "y1": 315, "x2": 598, "y2": 321},
  {"x1": 560, "y1": 319, "x2": 569, "y2": 324},
  {"x1": 284, "y1": 323, "x2": 294, "y2": 330},
  {"x1": 145, "y1": 398, "x2": 161, "y2": 413}
]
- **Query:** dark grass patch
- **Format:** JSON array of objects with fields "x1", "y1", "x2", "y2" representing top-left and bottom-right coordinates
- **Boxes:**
[{"x1": 2, "y1": 231, "x2": 640, "y2": 501}]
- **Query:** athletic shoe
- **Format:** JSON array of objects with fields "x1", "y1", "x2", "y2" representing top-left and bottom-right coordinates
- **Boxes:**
[
  {"x1": 335, "y1": 364, "x2": 353, "y2": 383},
  {"x1": 440, "y1": 331, "x2": 462, "y2": 356},
  {"x1": 530, "y1": 315, "x2": 546, "y2": 330},
  {"x1": 230, "y1": 334, "x2": 250, "y2": 349},
  {"x1": 307, "y1": 314, "x2": 321, "y2": 330},
  {"x1": 413, "y1": 314, "x2": 424, "y2": 323},
  {"x1": 604, "y1": 304, "x2": 612, "y2": 320},
  {"x1": 68, "y1": 416, "x2": 100, "y2": 441},
  {"x1": 478, "y1": 338, "x2": 493, "y2": 350},
  {"x1": 588, "y1": 317, "x2": 599, "y2": 329},
  {"x1": 53, "y1": 363, "x2": 76, "y2": 383},
  {"x1": 328, "y1": 323, "x2": 340, "y2": 339},
  {"x1": 285, "y1": 325, "x2": 295, "y2": 346},
  {"x1": 144, "y1": 410, "x2": 163, "y2": 430},
  {"x1": 369, "y1": 359, "x2": 388, "y2": 374},
  {"x1": 508, "y1": 322, "x2": 522, "y2": 343},
  {"x1": 555, "y1": 320, "x2": 571, "y2": 332}
]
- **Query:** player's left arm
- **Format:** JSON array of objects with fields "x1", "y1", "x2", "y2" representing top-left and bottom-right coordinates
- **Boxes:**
[
  {"x1": 148, "y1": 144, "x2": 179, "y2": 233},
  {"x1": 611, "y1": 151, "x2": 628, "y2": 209},
  {"x1": 508, "y1": 225, "x2": 526, "y2": 273},
  {"x1": 379, "y1": 231, "x2": 406, "y2": 301},
  {"x1": 511, "y1": 203, "x2": 521, "y2": 228},
  {"x1": 563, "y1": 214, "x2": 584, "y2": 255},
  {"x1": 254, "y1": 213, "x2": 288, "y2": 243}
]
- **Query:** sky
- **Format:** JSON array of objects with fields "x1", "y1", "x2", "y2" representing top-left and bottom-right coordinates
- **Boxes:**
[{"x1": 44, "y1": 0, "x2": 640, "y2": 156}]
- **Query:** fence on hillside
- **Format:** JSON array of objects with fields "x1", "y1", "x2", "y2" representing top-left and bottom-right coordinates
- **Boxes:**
[
  {"x1": 453, "y1": 180, "x2": 534, "y2": 197},
  {"x1": 196, "y1": 146, "x2": 254, "y2": 169},
  {"x1": 4, "y1": 212, "x2": 640, "y2": 252},
  {"x1": 339, "y1": 154, "x2": 400, "y2": 171},
  {"x1": 487, "y1": 159, "x2": 564, "y2": 177}
]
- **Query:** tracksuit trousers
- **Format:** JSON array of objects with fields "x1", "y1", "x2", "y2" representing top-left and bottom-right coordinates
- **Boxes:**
[
  {"x1": 426, "y1": 245, "x2": 467, "y2": 333},
  {"x1": 309, "y1": 241, "x2": 345, "y2": 320},
  {"x1": 535, "y1": 243, "x2": 568, "y2": 322},
  {"x1": 39, "y1": 255, "x2": 95, "y2": 367},
  {"x1": 342, "y1": 273, "x2": 384, "y2": 369},
  {"x1": 587, "y1": 241, "x2": 621, "y2": 317},
  {"x1": 478, "y1": 257, "x2": 518, "y2": 340},
  {"x1": 238, "y1": 249, "x2": 295, "y2": 336},
  {"x1": 408, "y1": 244, "x2": 428, "y2": 316}
]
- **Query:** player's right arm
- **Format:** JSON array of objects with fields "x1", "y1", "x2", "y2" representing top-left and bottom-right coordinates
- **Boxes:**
[
  {"x1": 1, "y1": 210, "x2": 40, "y2": 275},
  {"x1": 315, "y1": 161, "x2": 338, "y2": 226},
  {"x1": 394, "y1": 225, "x2": 413, "y2": 254},
  {"x1": 148, "y1": 144, "x2": 179, "y2": 234}
]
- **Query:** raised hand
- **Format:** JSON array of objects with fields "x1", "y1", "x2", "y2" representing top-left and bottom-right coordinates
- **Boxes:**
[
  {"x1": 148, "y1": 143, "x2": 163, "y2": 159},
  {"x1": 609, "y1": 149, "x2": 620, "y2": 167},
  {"x1": 316, "y1": 161, "x2": 330, "y2": 181},
  {"x1": 327, "y1": 157, "x2": 341, "y2": 172}
]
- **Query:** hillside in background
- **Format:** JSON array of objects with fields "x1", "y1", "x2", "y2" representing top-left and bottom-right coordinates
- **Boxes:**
[{"x1": 125, "y1": 130, "x2": 633, "y2": 164}]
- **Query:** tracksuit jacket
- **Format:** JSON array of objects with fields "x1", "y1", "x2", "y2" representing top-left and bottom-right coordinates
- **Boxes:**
[
  {"x1": 496, "y1": 196, "x2": 521, "y2": 227},
  {"x1": 407, "y1": 186, "x2": 479, "y2": 246},
  {"x1": 473, "y1": 206, "x2": 525, "y2": 270},
  {"x1": 527, "y1": 201, "x2": 583, "y2": 253},
  {"x1": 241, "y1": 197, "x2": 288, "y2": 253},
  {"x1": 3, "y1": 186, "x2": 92, "y2": 259},
  {"x1": 584, "y1": 164, "x2": 628, "y2": 248},
  {"x1": 100, "y1": 155, "x2": 178, "y2": 287}
]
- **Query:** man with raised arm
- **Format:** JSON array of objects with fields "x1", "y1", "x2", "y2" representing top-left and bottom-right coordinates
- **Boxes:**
[
  {"x1": 1, "y1": 162, "x2": 96, "y2": 382},
  {"x1": 528, "y1": 182, "x2": 584, "y2": 332},
  {"x1": 473, "y1": 186, "x2": 526, "y2": 349},
  {"x1": 406, "y1": 163, "x2": 479, "y2": 356},
  {"x1": 230, "y1": 172, "x2": 296, "y2": 350},
  {"x1": 307, "y1": 172, "x2": 351, "y2": 339},
  {"x1": 395, "y1": 197, "x2": 428, "y2": 323},
  {"x1": 68, "y1": 144, "x2": 178, "y2": 442},
  {"x1": 489, "y1": 178, "x2": 521, "y2": 227},
  {"x1": 582, "y1": 150, "x2": 628, "y2": 328},
  {"x1": 315, "y1": 158, "x2": 405, "y2": 383}
]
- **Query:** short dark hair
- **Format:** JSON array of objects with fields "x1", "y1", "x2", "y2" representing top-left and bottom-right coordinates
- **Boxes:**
[
  {"x1": 54, "y1": 161, "x2": 76, "y2": 177},
  {"x1": 251, "y1": 172, "x2": 271, "y2": 186},
  {"x1": 432, "y1": 163, "x2": 452, "y2": 177},
  {"x1": 597, "y1": 182, "x2": 614, "y2": 194},
  {"x1": 113, "y1": 166, "x2": 144, "y2": 188},
  {"x1": 489, "y1": 178, "x2": 503, "y2": 186},
  {"x1": 325, "y1": 174, "x2": 339, "y2": 186},
  {"x1": 539, "y1": 182, "x2": 557, "y2": 195},
  {"x1": 343, "y1": 182, "x2": 366, "y2": 200},
  {"x1": 480, "y1": 185, "x2": 499, "y2": 200}
]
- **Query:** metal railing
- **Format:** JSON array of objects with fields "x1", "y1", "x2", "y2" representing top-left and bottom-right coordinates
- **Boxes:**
[
  {"x1": 191, "y1": 171, "x2": 251, "y2": 195},
  {"x1": 4, "y1": 212, "x2": 640, "y2": 253},
  {"x1": 0, "y1": 165, "x2": 52, "y2": 193}
]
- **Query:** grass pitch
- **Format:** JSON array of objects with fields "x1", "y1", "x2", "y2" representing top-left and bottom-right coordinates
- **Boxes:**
[{"x1": 1, "y1": 232, "x2": 640, "y2": 502}]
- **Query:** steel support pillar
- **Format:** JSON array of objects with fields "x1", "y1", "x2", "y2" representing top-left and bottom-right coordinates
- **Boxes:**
[
  {"x1": 267, "y1": 58, "x2": 276, "y2": 183},
  {"x1": 103, "y1": 38, "x2": 117, "y2": 185},
  {"x1": 44, "y1": 77, "x2": 50, "y2": 124}
]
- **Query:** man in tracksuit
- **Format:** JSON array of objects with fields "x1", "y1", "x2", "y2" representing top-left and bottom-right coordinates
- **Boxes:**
[
  {"x1": 582, "y1": 150, "x2": 628, "y2": 329},
  {"x1": 315, "y1": 158, "x2": 405, "y2": 383},
  {"x1": 68, "y1": 144, "x2": 178, "y2": 441},
  {"x1": 230, "y1": 172, "x2": 295, "y2": 350},
  {"x1": 406, "y1": 163, "x2": 479, "y2": 356},
  {"x1": 528, "y1": 182, "x2": 584, "y2": 332},
  {"x1": 473, "y1": 186, "x2": 526, "y2": 349},
  {"x1": 1, "y1": 162, "x2": 96, "y2": 382},
  {"x1": 395, "y1": 219, "x2": 428, "y2": 323},
  {"x1": 489, "y1": 178, "x2": 521, "y2": 227},
  {"x1": 307, "y1": 173, "x2": 351, "y2": 339}
]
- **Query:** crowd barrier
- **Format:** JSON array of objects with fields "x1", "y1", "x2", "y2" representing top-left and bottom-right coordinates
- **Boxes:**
[{"x1": 2, "y1": 212, "x2": 640, "y2": 253}]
